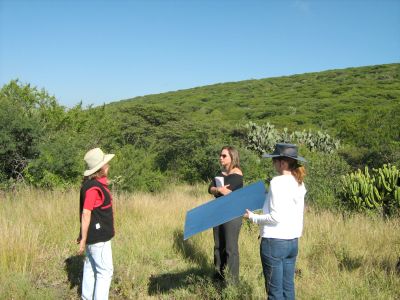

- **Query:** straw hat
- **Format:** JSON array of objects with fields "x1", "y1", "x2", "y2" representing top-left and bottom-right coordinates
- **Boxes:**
[
  {"x1": 262, "y1": 143, "x2": 306, "y2": 162},
  {"x1": 83, "y1": 148, "x2": 115, "y2": 176}
]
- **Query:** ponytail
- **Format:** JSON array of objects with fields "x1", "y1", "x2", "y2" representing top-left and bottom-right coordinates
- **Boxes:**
[
  {"x1": 291, "y1": 164, "x2": 306, "y2": 185},
  {"x1": 281, "y1": 157, "x2": 306, "y2": 184}
]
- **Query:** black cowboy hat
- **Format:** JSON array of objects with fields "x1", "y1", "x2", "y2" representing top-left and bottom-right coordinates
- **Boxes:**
[{"x1": 262, "y1": 143, "x2": 306, "y2": 162}]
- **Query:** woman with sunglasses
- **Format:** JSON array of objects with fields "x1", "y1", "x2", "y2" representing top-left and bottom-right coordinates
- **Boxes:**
[
  {"x1": 244, "y1": 143, "x2": 306, "y2": 300},
  {"x1": 208, "y1": 146, "x2": 243, "y2": 283}
]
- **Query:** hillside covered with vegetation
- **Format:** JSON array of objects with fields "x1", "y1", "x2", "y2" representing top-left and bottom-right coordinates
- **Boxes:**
[
  {"x1": 1, "y1": 63, "x2": 399, "y2": 212},
  {"x1": 111, "y1": 63, "x2": 399, "y2": 166}
]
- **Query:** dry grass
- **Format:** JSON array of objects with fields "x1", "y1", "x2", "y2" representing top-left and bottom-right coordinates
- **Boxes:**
[{"x1": 1, "y1": 186, "x2": 399, "y2": 299}]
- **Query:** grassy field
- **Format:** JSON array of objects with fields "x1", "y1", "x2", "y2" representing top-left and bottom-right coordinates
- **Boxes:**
[{"x1": 1, "y1": 185, "x2": 400, "y2": 299}]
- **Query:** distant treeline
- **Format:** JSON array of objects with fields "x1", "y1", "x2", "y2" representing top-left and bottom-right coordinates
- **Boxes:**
[{"x1": 1, "y1": 64, "x2": 399, "y2": 213}]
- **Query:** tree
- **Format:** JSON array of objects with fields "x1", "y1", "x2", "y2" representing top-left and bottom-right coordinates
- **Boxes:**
[{"x1": 0, "y1": 80, "x2": 66, "y2": 182}]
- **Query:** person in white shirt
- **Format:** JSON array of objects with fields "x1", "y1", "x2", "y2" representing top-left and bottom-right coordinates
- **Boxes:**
[{"x1": 244, "y1": 143, "x2": 307, "y2": 300}]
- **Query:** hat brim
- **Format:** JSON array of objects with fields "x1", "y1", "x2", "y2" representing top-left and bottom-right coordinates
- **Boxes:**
[
  {"x1": 83, "y1": 154, "x2": 115, "y2": 176},
  {"x1": 262, "y1": 153, "x2": 307, "y2": 163}
]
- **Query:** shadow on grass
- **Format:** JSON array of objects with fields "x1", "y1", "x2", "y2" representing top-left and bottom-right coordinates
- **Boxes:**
[
  {"x1": 335, "y1": 247, "x2": 363, "y2": 272},
  {"x1": 148, "y1": 267, "x2": 217, "y2": 295},
  {"x1": 64, "y1": 255, "x2": 84, "y2": 297},
  {"x1": 172, "y1": 230, "x2": 212, "y2": 270},
  {"x1": 147, "y1": 229, "x2": 217, "y2": 295}
]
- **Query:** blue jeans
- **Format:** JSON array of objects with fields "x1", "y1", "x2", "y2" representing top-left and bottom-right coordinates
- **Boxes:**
[
  {"x1": 260, "y1": 238, "x2": 298, "y2": 300},
  {"x1": 82, "y1": 240, "x2": 113, "y2": 300}
]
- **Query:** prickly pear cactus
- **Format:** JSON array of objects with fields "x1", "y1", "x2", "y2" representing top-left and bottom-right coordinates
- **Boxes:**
[
  {"x1": 244, "y1": 121, "x2": 280, "y2": 155},
  {"x1": 243, "y1": 121, "x2": 340, "y2": 155},
  {"x1": 290, "y1": 130, "x2": 340, "y2": 153}
]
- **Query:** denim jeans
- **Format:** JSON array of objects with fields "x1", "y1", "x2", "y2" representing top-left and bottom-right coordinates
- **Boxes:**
[
  {"x1": 82, "y1": 240, "x2": 113, "y2": 300},
  {"x1": 260, "y1": 238, "x2": 298, "y2": 300}
]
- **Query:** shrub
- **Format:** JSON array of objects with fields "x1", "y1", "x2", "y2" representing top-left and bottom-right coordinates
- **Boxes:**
[
  {"x1": 303, "y1": 149, "x2": 351, "y2": 210},
  {"x1": 239, "y1": 148, "x2": 274, "y2": 185},
  {"x1": 24, "y1": 132, "x2": 84, "y2": 188},
  {"x1": 154, "y1": 120, "x2": 220, "y2": 183},
  {"x1": 0, "y1": 83, "x2": 43, "y2": 181},
  {"x1": 110, "y1": 145, "x2": 167, "y2": 193}
]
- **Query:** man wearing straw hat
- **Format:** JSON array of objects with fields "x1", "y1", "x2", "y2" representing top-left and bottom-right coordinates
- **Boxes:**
[{"x1": 77, "y1": 148, "x2": 115, "y2": 300}]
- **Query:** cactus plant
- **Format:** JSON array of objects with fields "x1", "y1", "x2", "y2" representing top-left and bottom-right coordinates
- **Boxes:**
[
  {"x1": 243, "y1": 121, "x2": 340, "y2": 155},
  {"x1": 340, "y1": 164, "x2": 400, "y2": 215},
  {"x1": 244, "y1": 121, "x2": 280, "y2": 155}
]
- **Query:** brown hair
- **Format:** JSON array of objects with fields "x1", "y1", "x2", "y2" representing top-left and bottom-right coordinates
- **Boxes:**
[
  {"x1": 275, "y1": 157, "x2": 306, "y2": 184},
  {"x1": 82, "y1": 165, "x2": 108, "y2": 184},
  {"x1": 221, "y1": 146, "x2": 240, "y2": 172}
]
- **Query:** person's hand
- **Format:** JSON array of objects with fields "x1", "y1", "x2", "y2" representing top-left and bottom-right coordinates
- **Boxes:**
[
  {"x1": 217, "y1": 184, "x2": 231, "y2": 196},
  {"x1": 77, "y1": 240, "x2": 86, "y2": 255},
  {"x1": 244, "y1": 209, "x2": 252, "y2": 219}
]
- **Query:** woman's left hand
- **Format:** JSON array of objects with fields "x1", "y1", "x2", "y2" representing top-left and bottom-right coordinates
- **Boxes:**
[{"x1": 218, "y1": 184, "x2": 231, "y2": 196}]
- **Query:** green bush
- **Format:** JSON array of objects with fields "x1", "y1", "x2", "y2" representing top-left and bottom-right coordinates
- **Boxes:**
[
  {"x1": 303, "y1": 149, "x2": 351, "y2": 209},
  {"x1": 0, "y1": 82, "x2": 43, "y2": 181},
  {"x1": 110, "y1": 145, "x2": 167, "y2": 193},
  {"x1": 24, "y1": 132, "x2": 84, "y2": 188},
  {"x1": 239, "y1": 147, "x2": 273, "y2": 185},
  {"x1": 154, "y1": 120, "x2": 220, "y2": 183}
]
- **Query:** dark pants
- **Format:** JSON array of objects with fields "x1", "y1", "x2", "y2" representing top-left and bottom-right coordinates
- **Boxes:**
[
  {"x1": 260, "y1": 238, "x2": 298, "y2": 300},
  {"x1": 213, "y1": 217, "x2": 242, "y2": 282}
]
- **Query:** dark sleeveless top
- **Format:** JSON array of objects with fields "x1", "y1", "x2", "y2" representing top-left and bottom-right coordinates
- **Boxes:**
[
  {"x1": 210, "y1": 172, "x2": 243, "y2": 198},
  {"x1": 79, "y1": 179, "x2": 114, "y2": 245}
]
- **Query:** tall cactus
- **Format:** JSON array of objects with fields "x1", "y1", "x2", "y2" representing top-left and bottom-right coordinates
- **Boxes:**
[{"x1": 340, "y1": 164, "x2": 400, "y2": 215}]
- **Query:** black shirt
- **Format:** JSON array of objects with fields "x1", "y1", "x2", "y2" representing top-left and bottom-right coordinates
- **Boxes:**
[{"x1": 210, "y1": 172, "x2": 243, "y2": 197}]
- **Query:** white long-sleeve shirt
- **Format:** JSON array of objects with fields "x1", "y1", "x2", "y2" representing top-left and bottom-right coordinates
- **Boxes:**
[{"x1": 248, "y1": 174, "x2": 306, "y2": 239}]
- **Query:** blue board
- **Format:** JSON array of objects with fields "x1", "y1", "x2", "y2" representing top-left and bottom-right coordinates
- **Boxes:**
[{"x1": 183, "y1": 181, "x2": 266, "y2": 240}]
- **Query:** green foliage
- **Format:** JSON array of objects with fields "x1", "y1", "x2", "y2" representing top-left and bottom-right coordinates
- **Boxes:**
[
  {"x1": 304, "y1": 149, "x2": 351, "y2": 209},
  {"x1": 1, "y1": 81, "x2": 121, "y2": 189},
  {"x1": 338, "y1": 107, "x2": 400, "y2": 168},
  {"x1": 112, "y1": 103, "x2": 179, "y2": 147},
  {"x1": 1, "y1": 63, "x2": 399, "y2": 201},
  {"x1": 0, "y1": 80, "x2": 53, "y2": 181},
  {"x1": 24, "y1": 132, "x2": 84, "y2": 188},
  {"x1": 339, "y1": 164, "x2": 400, "y2": 215},
  {"x1": 153, "y1": 120, "x2": 220, "y2": 183},
  {"x1": 110, "y1": 145, "x2": 167, "y2": 192},
  {"x1": 244, "y1": 121, "x2": 280, "y2": 154},
  {"x1": 292, "y1": 129, "x2": 340, "y2": 153},
  {"x1": 243, "y1": 121, "x2": 340, "y2": 155},
  {"x1": 238, "y1": 148, "x2": 273, "y2": 185}
]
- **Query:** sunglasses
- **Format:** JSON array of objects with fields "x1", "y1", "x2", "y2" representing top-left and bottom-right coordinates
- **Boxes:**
[{"x1": 220, "y1": 154, "x2": 228, "y2": 158}]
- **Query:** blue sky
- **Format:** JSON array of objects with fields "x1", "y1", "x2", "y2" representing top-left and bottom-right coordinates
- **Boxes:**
[{"x1": 1, "y1": 0, "x2": 399, "y2": 107}]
